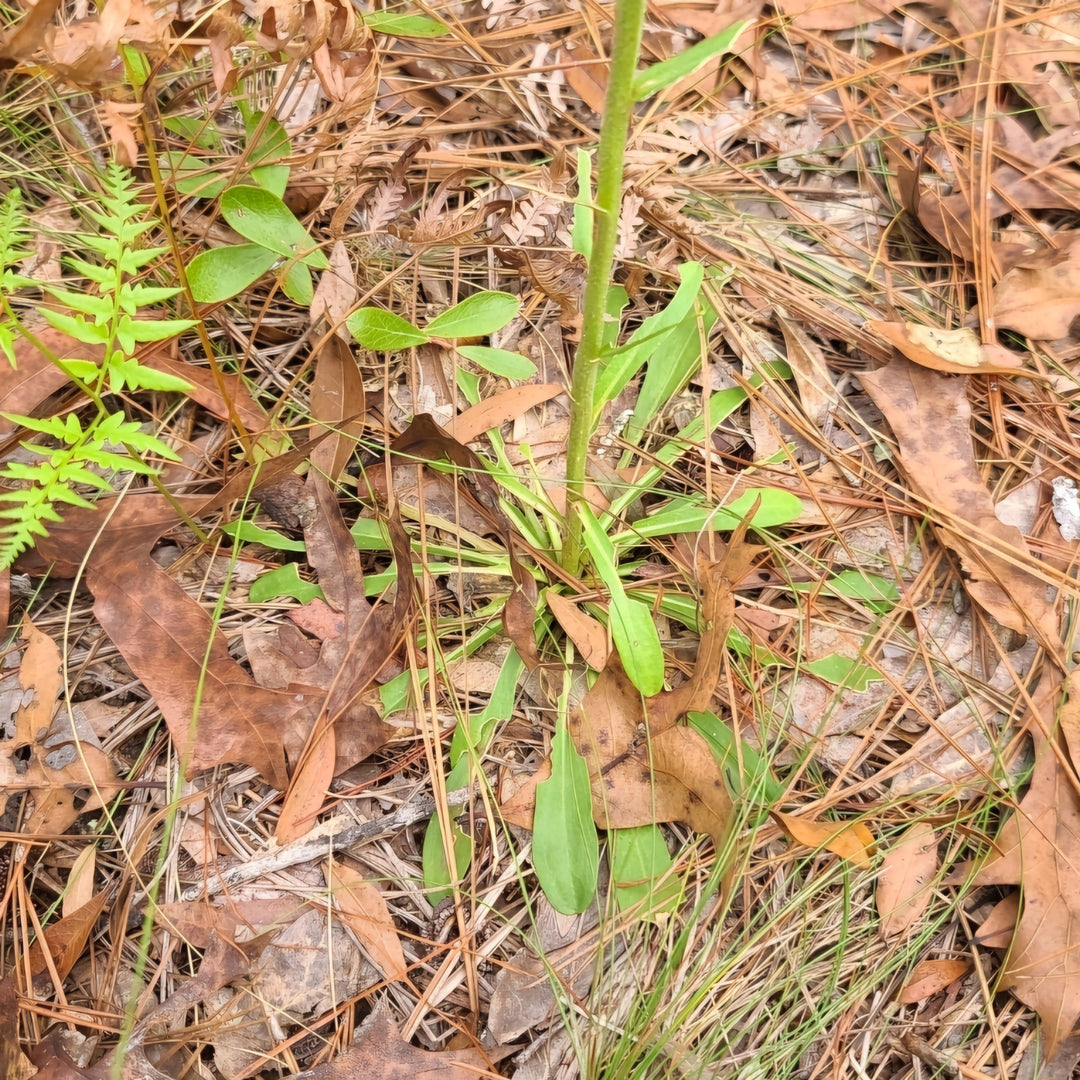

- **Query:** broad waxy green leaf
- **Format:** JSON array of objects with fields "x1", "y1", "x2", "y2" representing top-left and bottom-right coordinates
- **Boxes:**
[
  {"x1": 249, "y1": 563, "x2": 324, "y2": 604},
  {"x1": 221, "y1": 519, "x2": 306, "y2": 552},
  {"x1": 426, "y1": 291, "x2": 520, "y2": 339},
  {"x1": 688, "y1": 710, "x2": 785, "y2": 804},
  {"x1": 621, "y1": 488, "x2": 802, "y2": 542},
  {"x1": 534, "y1": 721, "x2": 600, "y2": 914},
  {"x1": 187, "y1": 244, "x2": 279, "y2": 303},
  {"x1": 456, "y1": 345, "x2": 537, "y2": 379},
  {"x1": 610, "y1": 825, "x2": 682, "y2": 916},
  {"x1": 346, "y1": 308, "x2": 429, "y2": 351},
  {"x1": 220, "y1": 186, "x2": 329, "y2": 269}
]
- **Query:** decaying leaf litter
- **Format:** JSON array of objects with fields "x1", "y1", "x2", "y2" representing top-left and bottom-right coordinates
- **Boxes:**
[{"x1": 1, "y1": 0, "x2": 1080, "y2": 1075}]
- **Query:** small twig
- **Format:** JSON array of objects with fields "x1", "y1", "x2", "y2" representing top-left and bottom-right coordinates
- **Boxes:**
[{"x1": 178, "y1": 787, "x2": 474, "y2": 901}]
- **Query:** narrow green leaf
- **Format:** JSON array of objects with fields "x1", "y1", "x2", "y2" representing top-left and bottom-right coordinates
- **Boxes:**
[
  {"x1": 220, "y1": 186, "x2": 329, "y2": 269},
  {"x1": 579, "y1": 505, "x2": 665, "y2": 696},
  {"x1": 790, "y1": 570, "x2": 900, "y2": 612},
  {"x1": 610, "y1": 825, "x2": 682, "y2": 916},
  {"x1": 249, "y1": 563, "x2": 324, "y2": 604},
  {"x1": 362, "y1": 10, "x2": 449, "y2": 36},
  {"x1": 624, "y1": 489, "x2": 802, "y2": 540},
  {"x1": 632, "y1": 20, "x2": 751, "y2": 101},
  {"x1": 534, "y1": 722, "x2": 599, "y2": 914},
  {"x1": 346, "y1": 307, "x2": 429, "y2": 351},
  {"x1": 456, "y1": 345, "x2": 537, "y2": 379},
  {"x1": 221, "y1": 519, "x2": 307, "y2": 551},
  {"x1": 688, "y1": 710, "x2": 785, "y2": 804},
  {"x1": 422, "y1": 814, "x2": 474, "y2": 904},
  {"x1": 426, "y1": 291, "x2": 520, "y2": 339},
  {"x1": 187, "y1": 244, "x2": 279, "y2": 303},
  {"x1": 571, "y1": 149, "x2": 594, "y2": 260},
  {"x1": 804, "y1": 654, "x2": 883, "y2": 693}
]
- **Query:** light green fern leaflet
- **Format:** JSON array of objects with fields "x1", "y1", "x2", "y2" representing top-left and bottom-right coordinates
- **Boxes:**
[{"x1": 0, "y1": 165, "x2": 195, "y2": 568}]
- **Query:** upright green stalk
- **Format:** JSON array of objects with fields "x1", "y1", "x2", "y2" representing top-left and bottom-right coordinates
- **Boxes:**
[{"x1": 561, "y1": 0, "x2": 647, "y2": 577}]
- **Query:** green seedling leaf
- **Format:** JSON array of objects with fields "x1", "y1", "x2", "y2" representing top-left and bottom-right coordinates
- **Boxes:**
[
  {"x1": 422, "y1": 815, "x2": 473, "y2": 904},
  {"x1": 595, "y1": 262, "x2": 704, "y2": 412},
  {"x1": 580, "y1": 505, "x2": 665, "y2": 696},
  {"x1": 625, "y1": 489, "x2": 801, "y2": 540},
  {"x1": 281, "y1": 259, "x2": 314, "y2": 305},
  {"x1": 162, "y1": 116, "x2": 222, "y2": 151},
  {"x1": 448, "y1": 648, "x2": 525, "y2": 781},
  {"x1": 221, "y1": 519, "x2": 306, "y2": 552},
  {"x1": 456, "y1": 345, "x2": 537, "y2": 379},
  {"x1": 804, "y1": 654, "x2": 883, "y2": 693},
  {"x1": 362, "y1": 10, "x2": 449, "y2": 35},
  {"x1": 249, "y1": 563, "x2": 324, "y2": 604},
  {"x1": 632, "y1": 20, "x2": 751, "y2": 101},
  {"x1": 610, "y1": 825, "x2": 682, "y2": 917},
  {"x1": 188, "y1": 244, "x2": 279, "y2": 303},
  {"x1": 534, "y1": 722, "x2": 599, "y2": 914},
  {"x1": 688, "y1": 711, "x2": 785, "y2": 804},
  {"x1": 220, "y1": 186, "x2": 329, "y2": 269},
  {"x1": 426, "y1": 291, "x2": 520, "y2": 339},
  {"x1": 346, "y1": 307, "x2": 429, "y2": 351},
  {"x1": 245, "y1": 112, "x2": 291, "y2": 165},
  {"x1": 166, "y1": 153, "x2": 230, "y2": 199}
]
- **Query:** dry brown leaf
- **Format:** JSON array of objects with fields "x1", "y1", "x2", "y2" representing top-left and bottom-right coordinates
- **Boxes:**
[
  {"x1": 860, "y1": 358, "x2": 1061, "y2": 652},
  {"x1": 28, "y1": 890, "x2": 109, "y2": 986},
  {"x1": 992, "y1": 235, "x2": 1080, "y2": 341},
  {"x1": 648, "y1": 537, "x2": 761, "y2": 734},
  {"x1": 326, "y1": 858, "x2": 408, "y2": 981},
  {"x1": 975, "y1": 668, "x2": 1080, "y2": 1055},
  {"x1": 292, "y1": 998, "x2": 502, "y2": 1079},
  {"x1": 446, "y1": 382, "x2": 565, "y2": 445},
  {"x1": 545, "y1": 588, "x2": 609, "y2": 670},
  {"x1": 0, "y1": 976, "x2": 32, "y2": 1080},
  {"x1": 569, "y1": 660, "x2": 733, "y2": 849},
  {"x1": 309, "y1": 333, "x2": 366, "y2": 481},
  {"x1": 876, "y1": 822, "x2": 938, "y2": 938},
  {"x1": 561, "y1": 41, "x2": 608, "y2": 113},
  {"x1": 773, "y1": 0, "x2": 900, "y2": 31},
  {"x1": 1, "y1": 618, "x2": 121, "y2": 836},
  {"x1": 154, "y1": 897, "x2": 307, "y2": 949},
  {"x1": 897, "y1": 958, "x2": 972, "y2": 1005},
  {"x1": 865, "y1": 321, "x2": 1027, "y2": 375},
  {"x1": 973, "y1": 893, "x2": 1019, "y2": 949},
  {"x1": 276, "y1": 722, "x2": 336, "y2": 843},
  {"x1": 62, "y1": 846, "x2": 96, "y2": 917},
  {"x1": 89, "y1": 553, "x2": 299, "y2": 788},
  {"x1": 771, "y1": 811, "x2": 875, "y2": 868}
]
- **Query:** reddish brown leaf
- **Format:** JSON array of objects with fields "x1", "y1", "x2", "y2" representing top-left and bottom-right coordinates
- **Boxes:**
[
  {"x1": 897, "y1": 959, "x2": 971, "y2": 1005},
  {"x1": 447, "y1": 382, "x2": 565, "y2": 445},
  {"x1": 545, "y1": 588, "x2": 608, "y2": 670},
  {"x1": 992, "y1": 235, "x2": 1080, "y2": 341},
  {"x1": 309, "y1": 333, "x2": 366, "y2": 481},
  {"x1": 772, "y1": 811, "x2": 875, "y2": 868},
  {"x1": 326, "y1": 858, "x2": 407, "y2": 981},
  {"x1": 860, "y1": 358, "x2": 1061, "y2": 653},
  {"x1": 28, "y1": 890, "x2": 109, "y2": 986},
  {"x1": 876, "y1": 822, "x2": 938, "y2": 938},
  {"x1": 89, "y1": 553, "x2": 298, "y2": 788},
  {"x1": 154, "y1": 897, "x2": 307, "y2": 949}
]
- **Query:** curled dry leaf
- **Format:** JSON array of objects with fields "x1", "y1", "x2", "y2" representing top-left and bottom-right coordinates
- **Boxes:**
[
  {"x1": 545, "y1": 588, "x2": 608, "y2": 670},
  {"x1": 992, "y1": 234, "x2": 1080, "y2": 341},
  {"x1": 866, "y1": 320, "x2": 1027, "y2": 375},
  {"x1": 860, "y1": 358, "x2": 1062, "y2": 654},
  {"x1": 876, "y1": 822, "x2": 938, "y2": 938},
  {"x1": 897, "y1": 958, "x2": 972, "y2": 1005},
  {"x1": 771, "y1": 811, "x2": 875, "y2": 868}
]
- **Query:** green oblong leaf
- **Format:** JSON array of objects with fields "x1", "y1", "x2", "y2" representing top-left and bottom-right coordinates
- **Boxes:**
[
  {"x1": 346, "y1": 307, "x2": 429, "y2": 351},
  {"x1": 422, "y1": 815, "x2": 474, "y2": 905},
  {"x1": 632, "y1": 20, "x2": 751, "y2": 101},
  {"x1": 534, "y1": 722, "x2": 599, "y2": 915},
  {"x1": 426, "y1": 291, "x2": 520, "y2": 339},
  {"x1": 609, "y1": 594, "x2": 665, "y2": 697},
  {"x1": 220, "y1": 186, "x2": 329, "y2": 268},
  {"x1": 188, "y1": 244, "x2": 279, "y2": 303},
  {"x1": 456, "y1": 345, "x2": 537, "y2": 379},
  {"x1": 625, "y1": 489, "x2": 802, "y2": 540},
  {"x1": 280, "y1": 259, "x2": 313, "y2": 305}
]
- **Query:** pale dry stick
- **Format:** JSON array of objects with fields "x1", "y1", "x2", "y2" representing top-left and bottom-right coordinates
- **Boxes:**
[{"x1": 178, "y1": 787, "x2": 474, "y2": 902}]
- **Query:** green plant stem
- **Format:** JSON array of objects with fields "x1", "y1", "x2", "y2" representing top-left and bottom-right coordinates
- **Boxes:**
[{"x1": 561, "y1": 0, "x2": 647, "y2": 577}]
